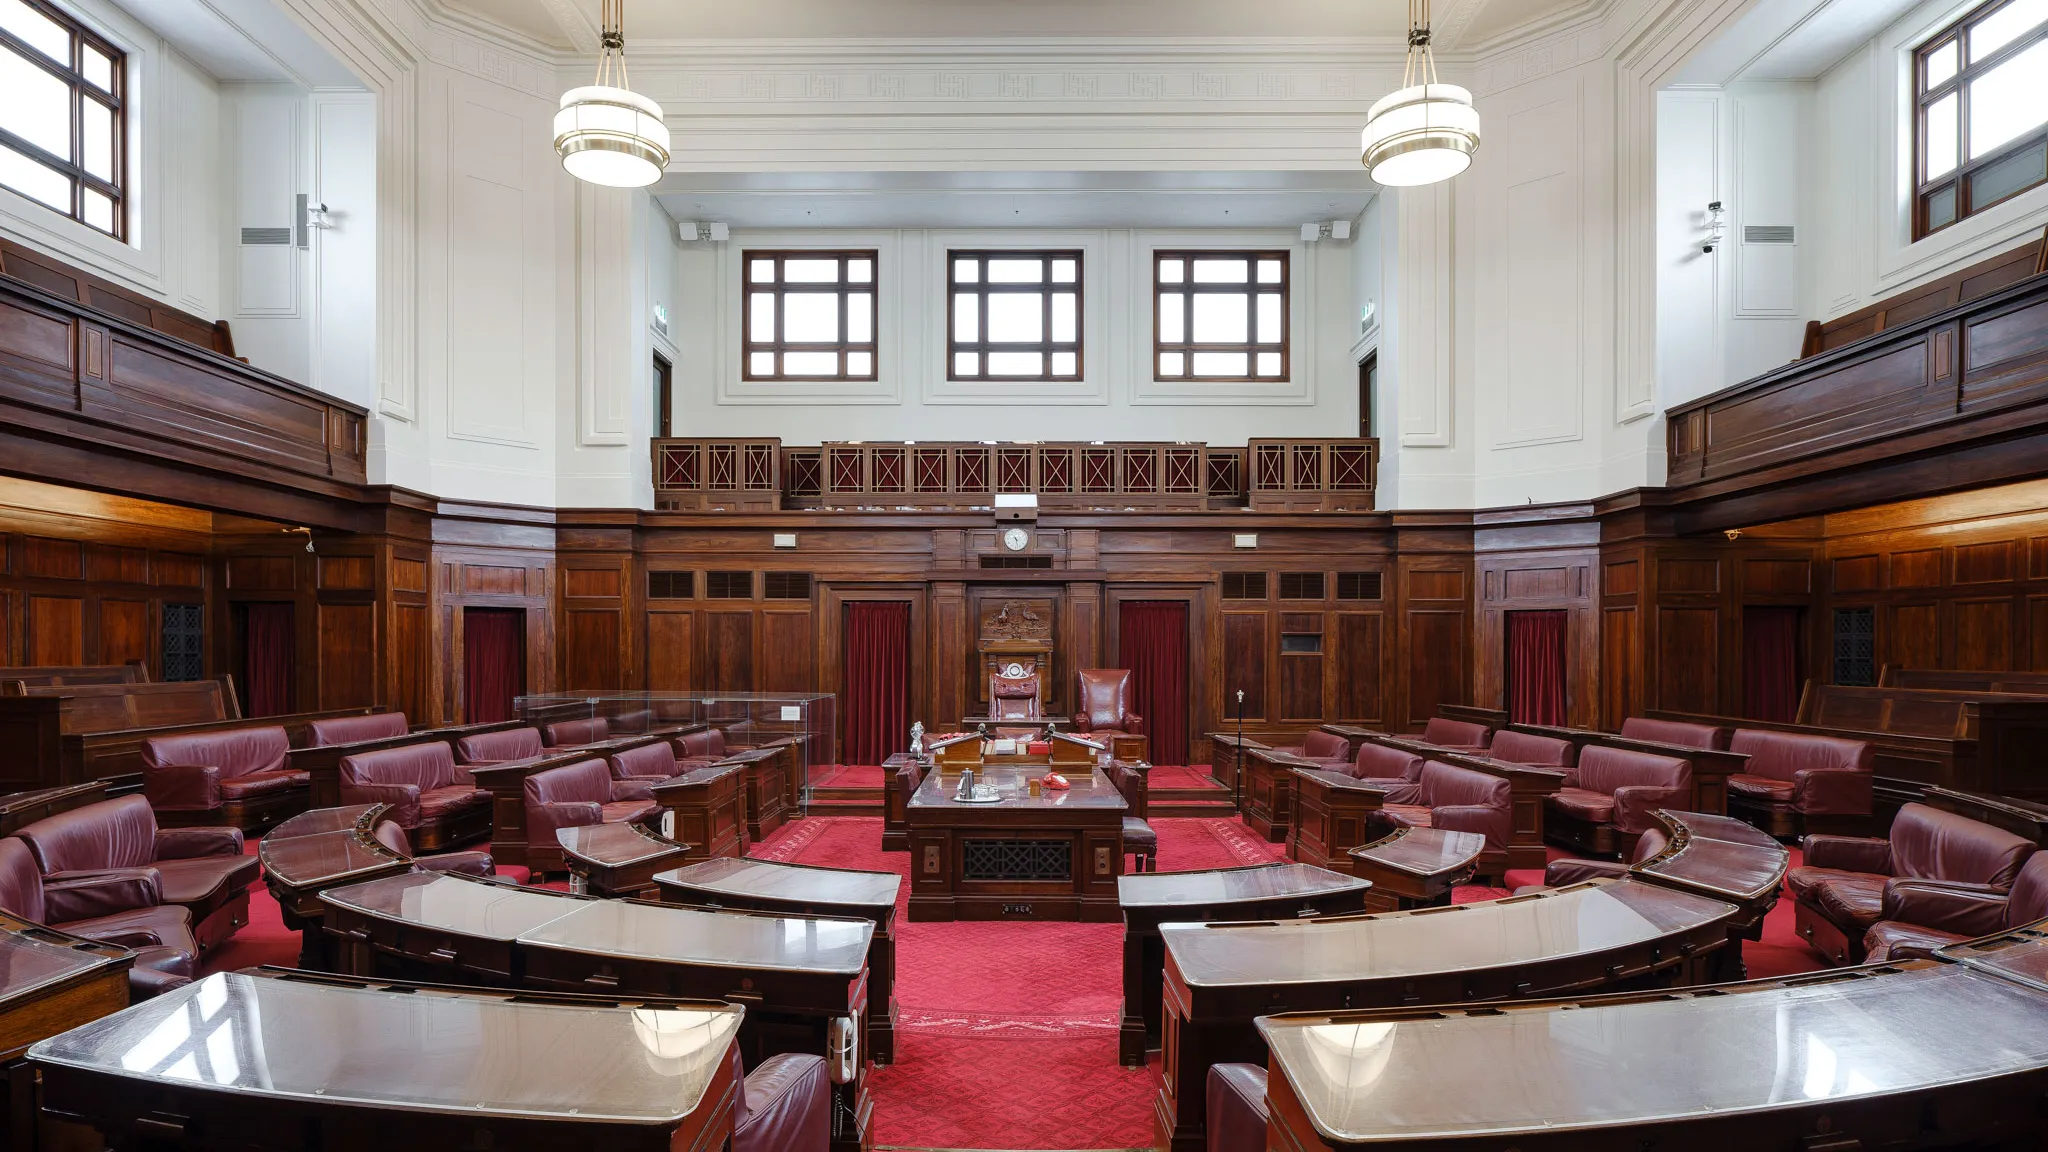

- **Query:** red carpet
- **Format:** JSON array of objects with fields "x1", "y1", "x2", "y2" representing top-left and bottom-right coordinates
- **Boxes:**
[
  {"x1": 810, "y1": 763, "x2": 888, "y2": 789},
  {"x1": 1146, "y1": 765, "x2": 1225, "y2": 791},
  {"x1": 207, "y1": 815, "x2": 1828, "y2": 1150}
]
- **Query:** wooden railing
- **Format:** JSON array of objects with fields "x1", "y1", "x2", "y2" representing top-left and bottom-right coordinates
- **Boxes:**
[{"x1": 651, "y1": 438, "x2": 1377, "y2": 513}]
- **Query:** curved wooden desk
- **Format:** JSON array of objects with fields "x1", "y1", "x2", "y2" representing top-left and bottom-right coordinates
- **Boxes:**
[
  {"x1": 1, "y1": 911, "x2": 132, "y2": 1151},
  {"x1": 1346, "y1": 825, "x2": 1485, "y2": 911},
  {"x1": 31, "y1": 969, "x2": 742, "y2": 1152},
  {"x1": 1630, "y1": 809, "x2": 1789, "y2": 980},
  {"x1": 259, "y1": 803, "x2": 411, "y2": 968},
  {"x1": 1288, "y1": 769, "x2": 1390, "y2": 870},
  {"x1": 1156, "y1": 877, "x2": 1738, "y2": 1152},
  {"x1": 557, "y1": 820, "x2": 692, "y2": 899},
  {"x1": 1115, "y1": 862, "x2": 1371, "y2": 1067},
  {"x1": 655, "y1": 856, "x2": 902, "y2": 1065},
  {"x1": 1261, "y1": 943, "x2": 2048, "y2": 1149}
]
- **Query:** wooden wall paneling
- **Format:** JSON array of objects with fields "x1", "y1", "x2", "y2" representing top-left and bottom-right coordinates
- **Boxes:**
[
  {"x1": 1104, "y1": 585, "x2": 1206, "y2": 760},
  {"x1": 1474, "y1": 526, "x2": 1599, "y2": 728},
  {"x1": 27, "y1": 595, "x2": 82, "y2": 665},
  {"x1": 1598, "y1": 545, "x2": 1646, "y2": 729},
  {"x1": 1330, "y1": 611, "x2": 1383, "y2": 724},
  {"x1": 760, "y1": 609, "x2": 814, "y2": 692},
  {"x1": 431, "y1": 538, "x2": 558, "y2": 724},
  {"x1": 1067, "y1": 580, "x2": 1102, "y2": 697},
  {"x1": 317, "y1": 600, "x2": 377, "y2": 708},
  {"x1": 647, "y1": 609, "x2": 695, "y2": 691},
  {"x1": 98, "y1": 599, "x2": 149, "y2": 668},
  {"x1": 928, "y1": 582, "x2": 965, "y2": 727},
  {"x1": 702, "y1": 610, "x2": 755, "y2": 692},
  {"x1": 1277, "y1": 611, "x2": 1324, "y2": 721},
  {"x1": 1394, "y1": 539, "x2": 1474, "y2": 731},
  {"x1": 557, "y1": 534, "x2": 634, "y2": 694},
  {"x1": 816, "y1": 583, "x2": 928, "y2": 743},
  {"x1": 1221, "y1": 611, "x2": 1267, "y2": 721}
]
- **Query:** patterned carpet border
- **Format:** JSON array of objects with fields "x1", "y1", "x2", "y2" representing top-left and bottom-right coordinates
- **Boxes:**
[
  {"x1": 749, "y1": 815, "x2": 831, "y2": 861},
  {"x1": 1201, "y1": 816, "x2": 1287, "y2": 866},
  {"x1": 898, "y1": 1010, "x2": 1120, "y2": 1038}
]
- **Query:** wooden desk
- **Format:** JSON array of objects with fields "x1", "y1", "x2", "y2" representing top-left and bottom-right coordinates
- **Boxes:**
[
  {"x1": 905, "y1": 764, "x2": 1125, "y2": 922},
  {"x1": 31, "y1": 969, "x2": 743, "y2": 1152},
  {"x1": 558, "y1": 821, "x2": 692, "y2": 898},
  {"x1": 1512, "y1": 722, "x2": 1744, "y2": 815},
  {"x1": 516, "y1": 900, "x2": 876, "y2": 1152},
  {"x1": 880, "y1": 752, "x2": 924, "y2": 852},
  {"x1": 1, "y1": 912, "x2": 131, "y2": 1152},
  {"x1": 259, "y1": 803, "x2": 410, "y2": 968},
  {"x1": 318, "y1": 871, "x2": 597, "y2": 985},
  {"x1": 1363, "y1": 735, "x2": 1567, "y2": 873},
  {"x1": 1260, "y1": 956, "x2": 2048, "y2": 1151},
  {"x1": 1155, "y1": 878, "x2": 1737, "y2": 1152},
  {"x1": 1204, "y1": 733, "x2": 1269, "y2": 796},
  {"x1": 1288, "y1": 769, "x2": 1389, "y2": 870},
  {"x1": 1347, "y1": 825, "x2": 1483, "y2": 911},
  {"x1": 1240, "y1": 747, "x2": 1314, "y2": 842},
  {"x1": 1630, "y1": 809, "x2": 1789, "y2": 981},
  {"x1": 651, "y1": 761, "x2": 749, "y2": 863},
  {"x1": 0, "y1": 781, "x2": 107, "y2": 838},
  {"x1": 471, "y1": 730, "x2": 694, "y2": 871},
  {"x1": 292, "y1": 719, "x2": 523, "y2": 808},
  {"x1": 655, "y1": 857, "x2": 903, "y2": 1065},
  {"x1": 722, "y1": 744, "x2": 791, "y2": 841},
  {"x1": 1923, "y1": 785, "x2": 2048, "y2": 847},
  {"x1": 1114, "y1": 863, "x2": 1369, "y2": 1067}
]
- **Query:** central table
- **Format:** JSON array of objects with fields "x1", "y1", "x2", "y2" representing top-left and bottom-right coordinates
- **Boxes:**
[{"x1": 905, "y1": 763, "x2": 1126, "y2": 922}]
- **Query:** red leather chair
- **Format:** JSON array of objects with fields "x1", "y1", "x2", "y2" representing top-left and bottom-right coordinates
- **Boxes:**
[
  {"x1": 305, "y1": 712, "x2": 409, "y2": 746},
  {"x1": 719, "y1": 1044, "x2": 830, "y2": 1152},
  {"x1": 1346, "y1": 743, "x2": 1425, "y2": 798},
  {"x1": 1789, "y1": 802, "x2": 2034, "y2": 965},
  {"x1": 1545, "y1": 746, "x2": 1691, "y2": 856},
  {"x1": 338, "y1": 743, "x2": 491, "y2": 852},
  {"x1": 1108, "y1": 761, "x2": 1156, "y2": 872},
  {"x1": 456, "y1": 726, "x2": 545, "y2": 766},
  {"x1": 1364, "y1": 761, "x2": 1513, "y2": 881},
  {"x1": 0, "y1": 836, "x2": 194, "y2": 997},
  {"x1": 1073, "y1": 669, "x2": 1145, "y2": 737},
  {"x1": 367, "y1": 820, "x2": 497, "y2": 877},
  {"x1": 1864, "y1": 850, "x2": 2048, "y2": 962},
  {"x1": 13, "y1": 795, "x2": 258, "y2": 952},
  {"x1": 610, "y1": 709, "x2": 654, "y2": 734},
  {"x1": 1275, "y1": 730, "x2": 1352, "y2": 770},
  {"x1": 141, "y1": 726, "x2": 307, "y2": 830},
  {"x1": 544, "y1": 717, "x2": 611, "y2": 748},
  {"x1": 1727, "y1": 729, "x2": 1873, "y2": 836},
  {"x1": 1206, "y1": 1063, "x2": 1267, "y2": 1152},
  {"x1": 1533, "y1": 823, "x2": 1673, "y2": 890},
  {"x1": 674, "y1": 728, "x2": 733, "y2": 766},
  {"x1": 610, "y1": 742, "x2": 683, "y2": 786},
  {"x1": 522, "y1": 759, "x2": 659, "y2": 872},
  {"x1": 1620, "y1": 717, "x2": 1730, "y2": 749},
  {"x1": 1420, "y1": 717, "x2": 1491, "y2": 750},
  {"x1": 1485, "y1": 730, "x2": 1575, "y2": 768}
]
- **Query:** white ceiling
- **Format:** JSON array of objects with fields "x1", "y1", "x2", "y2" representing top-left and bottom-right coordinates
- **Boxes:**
[
  {"x1": 1673, "y1": 0, "x2": 1927, "y2": 85},
  {"x1": 447, "y1": 0, "x2": 1594, "y2": 52},
  {"x1": 113, "y1": 0, "x2": 364, "y2": 87},
  {"x1": 652, "y1": 170, "x2": 1379, "y2": 228}
]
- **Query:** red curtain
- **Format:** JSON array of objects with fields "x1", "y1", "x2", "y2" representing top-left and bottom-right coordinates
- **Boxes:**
[
  {"x1": 1743, "y1": 607, "x2": 1804, "y2": 722},
  {"x1": 1119, "y1": 601, "x2": 1190, "y2": 766},
  {"x1": 844, "y1": 601, "x2": 911, "y2": 766},
  {"x1": 242, "y1": 602, "x2": 294, "y2": 718},
  {"x1": 464, "y1": 608, "x2": 525, "y2": 724},
  {"x1": 1505, "y1": 610, "x2": 1567, "y2": 726}
]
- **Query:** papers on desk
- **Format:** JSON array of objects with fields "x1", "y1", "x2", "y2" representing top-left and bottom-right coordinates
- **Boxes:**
[{"x1": 990, "y1": 738, "x2": 1019, "y2": 755}]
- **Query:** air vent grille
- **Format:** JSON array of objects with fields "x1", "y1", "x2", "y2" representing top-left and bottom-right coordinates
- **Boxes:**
[
  {"x1": 764, "y1": 571, "x2": 813, "y2": 599},
  {"x1": 1222, "y1": 572, "x2": 1268, "y2": 600},
  {"x1": 240, "y1": 227, "x2": 291, "y2": 246},
  {"x1": 1336, "y1": 572, "x2": 1384, "y2": 600},
  {"x1": 647, "y1": 571, "x2": 694, "y2": 600},
  {"x1": 1279, "y1": 572, "x2": 1326, "y2": 600},
  {"x1": 979, "y1": 555, "x2": 1054, "y2": 569},
  {"x1": 1744, "y1": 225, "x2": 1795, "y2": 244},
  {"x1": 705, "y1": 571, "x2": 753, "y2": 599}
]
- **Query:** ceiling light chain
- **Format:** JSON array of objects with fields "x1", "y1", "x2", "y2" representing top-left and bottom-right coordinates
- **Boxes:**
[
  {"x1": 554, "y1": 0, "x2": 671, "y2": 189},
  {"x1": 1361, "y1": 0, "x2": 1481, "y2": 187}
]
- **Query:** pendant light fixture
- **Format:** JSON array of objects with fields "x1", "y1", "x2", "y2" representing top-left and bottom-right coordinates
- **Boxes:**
[
  {"x1": 553, "y1": 0, "x2": 670, "y2": 188},
  {"x1": 1360, "y1": 0, "x2": 1480, "y2": 187}
]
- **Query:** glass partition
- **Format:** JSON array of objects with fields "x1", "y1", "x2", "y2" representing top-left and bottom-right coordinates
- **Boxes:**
[{"x1": 515, "y1": 692, "x2": 837, "y2": 805}]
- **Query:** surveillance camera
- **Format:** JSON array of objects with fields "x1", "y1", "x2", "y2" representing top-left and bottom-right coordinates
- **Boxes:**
[
  {"x1": 1707, "y1": 200, "x2": 1722, "y2": 212},
  {"x1": 1701, "y1": 242, "x2": 1716, "y2": 254}
]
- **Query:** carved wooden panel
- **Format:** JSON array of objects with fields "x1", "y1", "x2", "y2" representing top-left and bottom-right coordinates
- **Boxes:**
[
  {"x1": 318, "y1": 602, "x2": 376, "y2": 708},
  {"x1": 702, "y1": 611, "x2": 754, "y2": 692},
  {"x1": 648, "y1": 611, "x2": 694, "y2": 691},
  {"x1": 98, "y1": 599, "x2": 148, "y2": 667},
  {"x1": 1404, "y1": 610, "x2": 1465, "y2": 727},
  {"x1": 760, "y1": 610, "x2": 813, "y2": 693},
  {"x1": 1331, "y1": 612, "x2": 1382, "y2": 722},
  {"x1": 27, "y1": 595, "x2": 83, "y2": 665},
  {"x1": 1222, "y1": 612, "x2": 1266, "y2": 720},
  {"x1": 1656, "y1": 607, "x2": 1718, "y2": 713},
  {"x1": 563, "y1": 609, "x2": 623, "y2": 691}
]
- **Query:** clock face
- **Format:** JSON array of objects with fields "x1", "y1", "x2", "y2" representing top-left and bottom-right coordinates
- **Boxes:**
[{"x1": 1002, "y1": 527, "x2": 1031, "y2": 552}]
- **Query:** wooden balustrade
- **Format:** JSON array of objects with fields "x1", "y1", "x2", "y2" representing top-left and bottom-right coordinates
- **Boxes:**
[{"x1": 652, "y1": 437, "x2": 1375, "y2": 513}]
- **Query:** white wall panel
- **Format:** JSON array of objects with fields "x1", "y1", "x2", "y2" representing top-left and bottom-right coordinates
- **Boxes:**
[
  {"x1": 311, "y1": 93, "x2": 377, "y2": 408},
  {"x1": 1656, "y1": 91, "x2": 1724, "y2": 408},
  {"x1": 443, "y1": 90, "x2": 537, "y2": 447},
  {"x1": 1496, "y1": 92, "x2": 1583, "y2": 448}
]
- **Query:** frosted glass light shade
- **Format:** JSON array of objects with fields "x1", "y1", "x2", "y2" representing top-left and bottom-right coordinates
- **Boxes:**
[
  {"x1": 1360, "y1": 82, "x2": 1480, "y2": 187},
  {"x1": 554, "y1": 85, "x2": 671, "y2": 187}
]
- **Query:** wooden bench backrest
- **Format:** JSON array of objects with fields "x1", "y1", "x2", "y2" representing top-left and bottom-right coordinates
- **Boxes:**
[
  {"x1": 0, "y1": 678, "x2": 237, "y2": 732},
  {"x1": 1881, "y1": 666, "x2": 2048, "y2": 696},
  {"x1": 0, "y1": 661, "x2": 149, "y2": 687}
]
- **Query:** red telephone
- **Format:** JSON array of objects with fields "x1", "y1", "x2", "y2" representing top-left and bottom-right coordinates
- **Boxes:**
[{"x1": 1041, "y1": 772, "x2": 1071, "y2": 791}]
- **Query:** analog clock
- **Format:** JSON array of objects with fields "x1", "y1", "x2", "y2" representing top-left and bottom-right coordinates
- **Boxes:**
[{"x1": 1002, "y1": 527, "x2": 1031, "y2": 552}]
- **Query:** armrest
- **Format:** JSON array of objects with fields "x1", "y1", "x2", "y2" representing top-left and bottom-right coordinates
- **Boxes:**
[
  {"x1": 1794, "y1": 767, "x2": 1873, "y2": 817},
  {"x1": 1543, "y1": 858, "x2": 1630, "y2": 887},
  {"x1": 342, "y1": 781, "x2": 423, "y2": 827},
  {"x1": 1071, "y1": 713, "x2": 1094, "y2": 733},
  {"x1": 611, "y1": 778, "x2": 656, "y2": 802},
  {"x1": 143, "y1": 764, "x2": 220, "y2": 812},
  {"x1": 154, "y1": 826, "x2": 245, "y2": 859},
  {"x1": 1609, "y1": 784, "x2": 1686, "y2": 836},
  {"x1": 417, "y1": 851, "x2": 497, "y2": 877},
  {"x1": 42, "y1": 867, "x2": 165, "y2": 922},
  {"x1": 1431, "y1": 804, "x2": 1506, "y2": 850},
  {"x1": 531, "y1": 801, "x2": 604, "y2": 837},
  {"x1": 126, "y1": 964, "x2": 194, "y2": 999},
  {"x1": 1802, "y1": 834, "x2": 1893, "y2": 874},
  {"x1": 1125, "y1": 712, "x2": 1145, "y2": 736},
  {"x1": 1880, "y1": 879, "x2": 2011, "y2": 938}
]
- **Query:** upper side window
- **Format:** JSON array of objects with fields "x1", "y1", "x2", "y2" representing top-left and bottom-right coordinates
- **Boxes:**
[
  {"x1": 1154, "y1": 251, "x2": 1289, "y2": 382},
  {"x1": 1915, "y1": 0, "x2": 2048, "y2": 239},
  {"x1": 948, "y1": 250, "x2": 1082, "y2": 381},
  {"x1": 0, "y1": 0, "x2": 124, "y2": 238},
  {"x1": 742, "y1": 250, "x2": 877, "y2": 381}
]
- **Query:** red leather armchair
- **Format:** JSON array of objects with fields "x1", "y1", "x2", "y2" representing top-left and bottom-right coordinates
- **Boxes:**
[
  {"x1": 522, "y1": 759, "x2": 659, "y2": 872},
  {"x1": 368, "y1": 820, "x2": 497, "y2": 877},
  {"x1": 0, "y1": 836, "x2": 195, "y2": 997},
  {"x1": 306, "y1": 712, "x2": 409, "y2": 746},
  {"x1": 1545, "y1": 746, "x2": 1691, "y2": 856},
  {"x1": 13, "y1": 795, "x2": 258, "y2": 952},
  {"x1": 1278, "y1": 730, "x2": 1352, "y2": 770},
  {"x1": 721, "y1": 1044, "x2": 830, "y2": 1152},
  {"x1": 674, "y1": 728, "x2": 733, "y2": 766},
  {"x1": 1485, "y1": 730, "x2": 1575, "y2": 768},
  {"x1": 544, "y1": 717, "x2": 611, "y2": 748},
  {"x1": 609, "y1": 741, "x2": 683, "y2": 786},
  {"x1": 338, "y1": 743, "x2": 491, "y2": 852},
  {"x1": 1620, "y1": 717, "x2": 1730, "y2": 749},
  {"x1": 1864, "y1": 851, "x2": 2048, "y2": 962},
  {"x1": 1364, "y1": 761, "x2": 1513, "y2": 881},
  {"x1": 1789, "y1": 802, "x2": 2034, "y2": 965},
  {"x1": 1206, "y1": 1063, "x2": 1268, "y2": 1152},
  {"x1": 1727, "y1": 729, "x2": 1873, "y2": 836},
  {"x1": 456, "y1": 726, "x2": 545, "y2": 766},
  {"x1": 1346, "y1": 743, "x2": 1425, "y2": 798},
  {"x1": 1535, "y1": 824, "x2": 1673, "y2": 889},
  {"x1": 1074, "y1": 669, "x2": 1144, "y2": 736},
  {"x1": 141, "y1": 726, "x2": 307, "y2": 831},
  {"x1": 1420, "y1": 717, "x2": 1491, "y2": 750}
]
